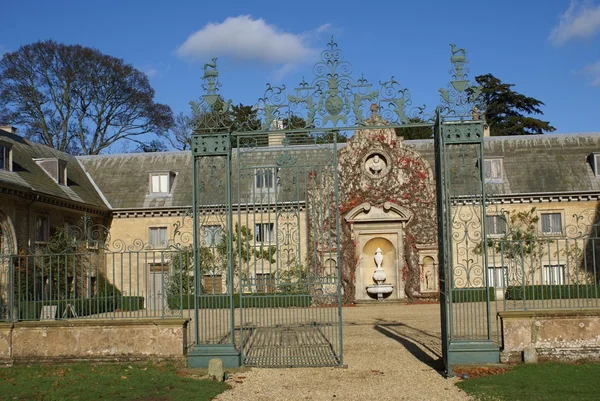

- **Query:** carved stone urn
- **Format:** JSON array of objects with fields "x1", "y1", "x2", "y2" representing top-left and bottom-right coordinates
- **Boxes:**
[{"x1": 373, "y1": 248, "x2": 386, "y2": 284}]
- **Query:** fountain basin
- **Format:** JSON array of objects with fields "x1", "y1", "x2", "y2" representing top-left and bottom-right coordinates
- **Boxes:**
[{"x1": 366, "y1": 284, "x2": 394, "y2": 300}]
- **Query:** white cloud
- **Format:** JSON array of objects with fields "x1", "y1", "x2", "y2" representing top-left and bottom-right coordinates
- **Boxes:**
[
  {"x1": 549, "y1": 0, "x2": 600, "y2": 45},
  {"x1": 144, "y1": 67, "x2": 159, "y2": 78},
  {"x1": 583, "y1": 59, "x2": 600, "y2": 85},
  {"x1": 176, "y1": 15, "x2": 329, "y2": 74}
]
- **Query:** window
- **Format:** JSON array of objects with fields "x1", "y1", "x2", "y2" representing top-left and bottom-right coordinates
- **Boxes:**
[
  {"x1": 150, "y1": 173, "x2": 170, "y2": 194},
  {"x1": 256, "y1": 273, "x2": 274, "y2": 293},
  {"x1": 590, "y1": 153, "x2": 600, "y2": 177},
  {"x1": 541, "y1": 213, "x2": 562, "y2": 235},
  {"x1": 483, "y1": 158, "x2": 503, "y2": 182},
  {"x1": 36, "y1": 216, "x2": 50, "y2": 243},
  {"x1": 202, "y1": 225, "x2": 222, "y2": 247},
  {"x1": 203, "y1": 275, "x2": 223, "y2": 294},
  {"x1": 487, "y1": 266, "x2": 507, "y2": 288},
  {"x1": 57, "y1": 160, "x2": 67, "y2": 185},
  {"x1": 35, "y1": 158, "x2": 67, "y2": 185},
  {"x1": 485, "y1": 215, "x2": 507, "y2": 236},
  {"x1": 543, "y1": 264, "x2": 564, "y2": 285},
  {"x1": 255, "y1": 169, "x2": 274, "y2": 189},
  {"x1": 149, "y1": 227, "x2": 168, "y2": 248},
  {"x1": 255, "y1": 223, "x2": 274, "y2": 243},
  {"x1": 0, "y1": 143, "x2": 12, "y2": 171}
]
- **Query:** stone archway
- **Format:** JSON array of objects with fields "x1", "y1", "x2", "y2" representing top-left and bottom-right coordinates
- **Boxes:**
[{"x1": 0, "y1": 209, "x2": 17, "y2": 321}]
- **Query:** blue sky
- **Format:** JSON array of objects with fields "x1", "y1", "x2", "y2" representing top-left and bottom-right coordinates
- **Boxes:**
[{"x1": 1, "y1": 0, "x2": 599, "y2": 139}]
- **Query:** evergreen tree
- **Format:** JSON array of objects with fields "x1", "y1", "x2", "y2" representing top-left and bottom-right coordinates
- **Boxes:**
[{"x1": 473, "y1": 74, "x2": 555, "y2": 136}]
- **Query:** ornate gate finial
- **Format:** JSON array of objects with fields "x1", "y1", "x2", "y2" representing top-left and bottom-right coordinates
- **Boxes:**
[{"x1": 438, "y1": 44, "x2": 483, "y2": 119}]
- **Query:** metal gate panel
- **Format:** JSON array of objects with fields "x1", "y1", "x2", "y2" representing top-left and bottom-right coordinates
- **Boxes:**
[{"x1": 235, "y1": 131, "x2": 342, "y2": 367}]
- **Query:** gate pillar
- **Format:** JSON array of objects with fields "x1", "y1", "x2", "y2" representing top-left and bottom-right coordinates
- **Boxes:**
[{"x1": 187, "y1": 133, "x2": 241, "y2": 368}]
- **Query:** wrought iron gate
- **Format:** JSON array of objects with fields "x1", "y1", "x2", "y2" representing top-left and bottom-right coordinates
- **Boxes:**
[
  {"x1": 187, "y1": 130, "x2": 343, "y2": 368},
  {"x1": 235, "y1": 131, "x2": 342, "y2": 367},
  {"x1": 186, "y1": 38, "x2": 491, "y2": 369}
]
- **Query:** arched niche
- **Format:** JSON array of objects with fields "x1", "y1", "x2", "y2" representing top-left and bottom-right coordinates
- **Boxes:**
[
  {"x1": 344, "y1": 202, "x2": 409, "y2": 301},
  {"x1": 356, "y1": 237, "x2": 398, "y2": 301}
]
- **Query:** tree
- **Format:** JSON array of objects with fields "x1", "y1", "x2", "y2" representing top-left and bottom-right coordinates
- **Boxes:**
[
  {"x1": 0, "y1": 40, "x2": 173, "y2": 155},
  {"x1": 162, "y1": 112, "x2": 193, "y2": 151},
  {"x1": 394, "y1": 117, "x2": 433, "y2": 140},
  {"x1": 472, "y1": 74, "x2": 555, "y2": 136},
  {"x1": 137, "y1": 139, "x2": 168, "y2": 153}
]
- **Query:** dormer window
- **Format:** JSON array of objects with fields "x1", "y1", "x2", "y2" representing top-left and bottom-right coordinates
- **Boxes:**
[
  {"x1": 0, "y1": 142, "x2": 13, "y2": 171},
  {"x1": 483, "y1": 158, "x2": 503, "y2": 183},
  {"x1": 255, "y1": 169, "x2": 274, "y2": 189},
  {"x1": 150, "y1": 172, "x2": 173, "y2": 194},
  {"x1": 35, "y1": 158, "x2": 67, "y2": 185},
  {"x1": 590, "y1": 153, "x2": 600, "y2": 177}
]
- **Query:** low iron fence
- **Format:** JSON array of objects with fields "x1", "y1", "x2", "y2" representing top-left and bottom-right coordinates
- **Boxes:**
[{"x1": 487, "y1": 237, "x2": 600, "y2": 311}]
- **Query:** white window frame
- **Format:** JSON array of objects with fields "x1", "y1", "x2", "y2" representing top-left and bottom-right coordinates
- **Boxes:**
[
  {"x1": 542, "y1": 264, "x2": 565, "y2": 285},
  {"x1": 149, "y1": 226, "x2": 168, "y2": 248},
  {"x1": 487, "y1": 265, "x2": 508, "y2": 288},
  {"x1": 149, "y1": 172, "x2": 172, "y2": 195},
  {"x1": 540, "y1": 212, "x2": 563, "y2": 236},
  {"x1": 57, "y1": 160, "x2": 67, "y2": 185},
  {"x1": 483, "y1": 158, "x2": 503, "y2": 183},
  {"x1": 255, "y1": 222, "x2": 274, "y2": 243}
]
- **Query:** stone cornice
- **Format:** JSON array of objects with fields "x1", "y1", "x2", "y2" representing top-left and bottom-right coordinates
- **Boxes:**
[
  {"x1": 113, "y1": 201, "x2": 307, "y2": 218},
  {"x1": 451, "y1": 191, "x2": 600, "y2": 206}
]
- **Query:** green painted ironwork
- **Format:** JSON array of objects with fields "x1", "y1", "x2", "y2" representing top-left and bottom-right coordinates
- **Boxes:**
[
  {"x1": 434, "y1": 45, "x2": 499, "y2": 376},
  {"x1": 0, "y1": 215, "x2": 197, "y2": 355},
  {"x1": 188, "y1": 39, "x2": 493, "y2": 369}
]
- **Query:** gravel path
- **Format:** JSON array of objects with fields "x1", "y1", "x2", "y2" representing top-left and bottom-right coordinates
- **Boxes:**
[{"x1": 215, "y1": 303, "x2": 471, "y2": 401}]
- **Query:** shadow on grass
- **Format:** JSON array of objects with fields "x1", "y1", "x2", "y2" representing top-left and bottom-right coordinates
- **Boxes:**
[{"x1": 374, "y1": 323, "x2": 445, "y2": 376}]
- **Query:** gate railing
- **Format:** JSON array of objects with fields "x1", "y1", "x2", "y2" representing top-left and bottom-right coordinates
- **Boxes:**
[
  {"x1": 0, "y1": 217, "x2": 196, "y2": 328},
  {"x1": 487, "y1": 236, "x2": 600, "y2": 311}
]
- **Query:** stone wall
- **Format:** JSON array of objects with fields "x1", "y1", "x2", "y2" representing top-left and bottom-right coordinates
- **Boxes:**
[
  {"x1": 0, "y1": 319, "x2": 188, "y2": 365},
  {"x1": 499, "y1": 310, "x2": 600, "y2": 363}
]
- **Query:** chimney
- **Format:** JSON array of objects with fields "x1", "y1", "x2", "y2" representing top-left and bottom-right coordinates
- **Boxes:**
[
  {"x1": 0, "y1": 125, "x2": 17, "y2": 135},
  {"x1": 483, "y1": 125, "x2": 490, "y2": 137},
  {"x1": 269, "y1": 120, "x2": 285, "y2": 147}
]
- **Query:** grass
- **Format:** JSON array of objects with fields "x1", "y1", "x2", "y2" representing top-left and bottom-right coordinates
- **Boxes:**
[
  {"x1": 0, "y1": 363, "x2": 229, "y2": 401},
  {"x1": 456, "y1": 362, "x2": 600, "y2": 401}
]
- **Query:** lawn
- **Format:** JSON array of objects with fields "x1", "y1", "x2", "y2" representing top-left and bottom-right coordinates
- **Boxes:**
[
  {"x1": 456, "y1": 362, "x2": 600, "y2": 401},
  {"x1": 0, "y1": 363, "x2": 229, "y2": 401}
]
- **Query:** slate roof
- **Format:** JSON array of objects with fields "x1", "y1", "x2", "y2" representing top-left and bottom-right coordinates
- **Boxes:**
[
  {"x1": 76, "y1": 132, "x2": 600, "y2": 210},
  {"x1": 77, "y1": 151, "x2": 193, "y2": 209},
  {"x1": 406, "y1": 133, "x2": 600, "y2": 195},
  {"x1": 0, "y1": 128, "x2": 108, "y2": 210},
  {"x1": 77, "y1": 144, "x2": 336, "y2": 209}
]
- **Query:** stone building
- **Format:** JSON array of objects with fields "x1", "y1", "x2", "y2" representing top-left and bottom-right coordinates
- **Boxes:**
[{"x1": 2, "y1": 125, "x2": 600, "y2": 305}]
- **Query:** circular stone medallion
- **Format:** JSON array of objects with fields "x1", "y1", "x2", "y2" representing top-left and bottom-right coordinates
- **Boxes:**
[{"x1": 363, "y1": 151, "x2": 391, "y2": 179}]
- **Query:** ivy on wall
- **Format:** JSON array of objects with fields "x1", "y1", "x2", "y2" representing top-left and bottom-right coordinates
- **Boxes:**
[{"x1": 337, "y1": 127, "x2": 437, "y2": 303}]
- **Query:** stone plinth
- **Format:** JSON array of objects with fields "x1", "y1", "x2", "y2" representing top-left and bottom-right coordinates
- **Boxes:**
[
  {"x1": 4, "y1": 319, "x2": 188, "y2": 365},
  {"x1": 499, "y1": 310, "x2": 600, "y2": 363}
]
